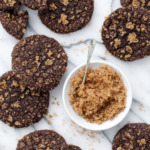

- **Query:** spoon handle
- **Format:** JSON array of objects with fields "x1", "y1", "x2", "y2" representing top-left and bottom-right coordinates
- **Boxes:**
[{"x1": 82, "y1": 40, "x2": 97, "y2": 85}]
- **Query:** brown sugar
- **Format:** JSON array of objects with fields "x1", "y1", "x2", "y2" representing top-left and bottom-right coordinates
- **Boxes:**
[{"x1": 68, "y1": 65, "x2": 127, "y2": 124}]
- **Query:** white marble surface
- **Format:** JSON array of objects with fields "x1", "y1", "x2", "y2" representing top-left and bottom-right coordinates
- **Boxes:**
[{"x1": 0, "y1": 0, "x2": 150, "y2": 149}]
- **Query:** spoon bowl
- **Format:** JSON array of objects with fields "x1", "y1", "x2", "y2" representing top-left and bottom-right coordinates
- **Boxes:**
[{"x1": 63, "y1": 61, "x2": 132, "y2": 131}]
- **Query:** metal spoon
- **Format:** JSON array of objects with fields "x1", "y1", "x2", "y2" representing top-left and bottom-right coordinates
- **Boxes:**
[{"x1": 72, "y1": 39, "x2": 97, "y2": 97}]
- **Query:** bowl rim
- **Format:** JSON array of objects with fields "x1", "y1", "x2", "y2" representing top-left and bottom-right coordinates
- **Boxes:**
[{"x1": 62, "y1": 60, "x2": 132, "y2": 131}]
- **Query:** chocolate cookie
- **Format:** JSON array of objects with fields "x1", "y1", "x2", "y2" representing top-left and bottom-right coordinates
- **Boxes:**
[
  {"x1": 38, "y1": 0, "x2": 94, "y2": 34},
  {"x1": 0, "y1": 0, "x2": 20, "y2": 14},
  {"x1": 19, "y1": 0, "x2": 47, "y2": 10},
  {"x1": 102, "y1": 6, "x2": 150, "y2": 61},
  {"x1": 0, "y1": 71, "x2": 49, "y2": 128},
  {"x1": 12, "y1": 35, "x2": 68, "y2": 91},
  {"x1": 16, "y1": 130, "x2": 68, "y2": 150},
  {"x1": 68, "y1": 145, "x2": 81, "y2": 150},
  {"x1": 121, "y1": 0, "x2": 150, "y2": 10},
  {"x1": 0, "y1": 11, "x2": 28, "y2": 39},
  {"x1": 112, "y1": 123, "x2": 150, "y2": 150}
]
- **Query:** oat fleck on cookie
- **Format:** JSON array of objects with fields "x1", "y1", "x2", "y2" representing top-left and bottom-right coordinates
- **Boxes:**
[
  {"x1": 132, "y1": 0, "x2": 141, "y2": 7},
  {"x1": 126, "y1": 22, "x2": 134, "y2": 30},
  {"x1": 127, "y1": 32, "x2": 139, "y2": 44},
  {"x1": 47, "y1": 51, "x2": 53, "y2": 57},
  {"x1": 114, "y1": 38, "x2": 121, "y2": 48},
  {"x1": 58, "y1": 13, "x2": 69, "y2": 25},
  {"x1": 49, "y1": 3, "x2": 57, "y2": 10},
  {"x1": 60, "y1": 0, "x2": 69, "y2": 6}
]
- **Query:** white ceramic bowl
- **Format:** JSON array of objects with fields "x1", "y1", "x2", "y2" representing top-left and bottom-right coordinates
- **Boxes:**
[{"x1": 62, "y1": 61, "x2": 132, "y2": 131}]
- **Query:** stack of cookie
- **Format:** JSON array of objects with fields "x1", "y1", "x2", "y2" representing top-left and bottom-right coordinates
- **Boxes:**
[
  {"x1": 101, "y1": 0, "x2": 150, "y2": 61},
  {"x1": 0, "y1": 0, "x2": 94, "y2": 39},
  {"x1": 0, "y1": 35, "x2": 68, "y2": 128},
  {"x1": 16, "y1": 130, "x2": 81, "y2": 150}
]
